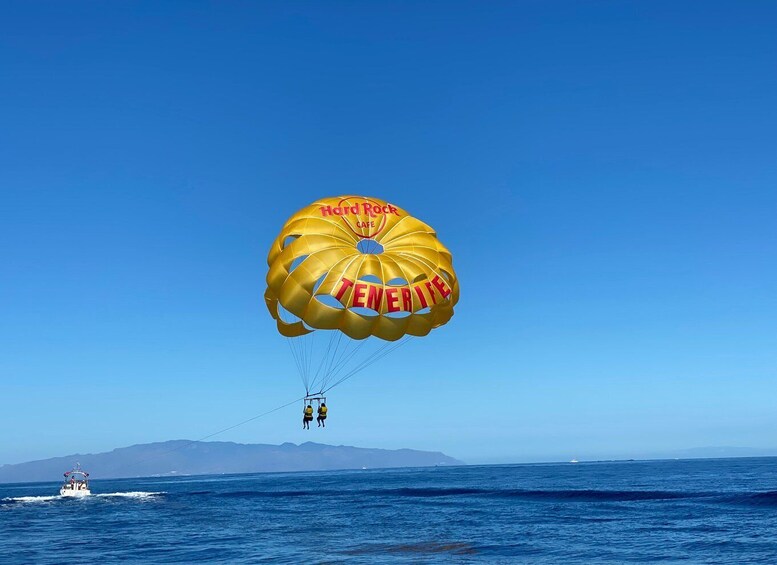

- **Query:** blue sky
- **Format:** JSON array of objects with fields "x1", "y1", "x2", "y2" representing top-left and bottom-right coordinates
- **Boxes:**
[{"x1": 1, "y1": 2, "x2": 775, "y2": 465}]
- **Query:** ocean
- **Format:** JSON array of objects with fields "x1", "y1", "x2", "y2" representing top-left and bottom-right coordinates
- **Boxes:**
[{"x1": 1, "y1": 457, "x2": 776, "y2": 563}]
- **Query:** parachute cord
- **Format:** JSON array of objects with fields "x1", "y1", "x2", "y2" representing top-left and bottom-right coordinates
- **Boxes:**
[
  {"x1": 320, "y1": 331, "x2": 351, "y2": 391},
  {"x1": 313, "y1": 332, "x2": 336, "y2": 386},
  {"x1": 298, "y1": 329, "x2": 317, "y2": 395},
  {"x1": 322, "y1": 337, "x2": 407, "y2": 394},
  {"x1": 120, "y1": 395, "x2": 306, "y2": 476},
  {"x1": 287, "y1": 339, "x2": 300, "y2": 384},
  {"x1": 315, "y1": 335, "x2": 352, "y2": 392},
  {"x1": 324, "y1": 331, "x2": 345, "y2": 383},
  {"x1": 300, "y1": 333, "x2": 309, "y2": 391},
  {"x1": 285, "y1": 338, "x2": 307, "y2": 394},
  {"x1": 311, "y1": 329, "x2": 346, "y2": 394},
  {"x1": 306, "y1": 328, "x2": 315, "y2": 387},
  {"x1": 287, "y1": 336, "x2": 310, "y2": 396},
  {"x1": 323, "y1": 336, "x2": 412, "y2": 394},
  {"x1": 312, "y1": 333, "x2": 356, "y2": 393},
  {"x1": 318, "y1": 337, "x2": 369, "y2": 392},
  {"x1": 308, "y1": 330, "x2": 337, "y2": 394}
]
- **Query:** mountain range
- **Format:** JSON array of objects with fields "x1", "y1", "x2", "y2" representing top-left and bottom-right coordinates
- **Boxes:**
[{"x1": 0, "y1": 440, "x2": 464, "y2": 483}]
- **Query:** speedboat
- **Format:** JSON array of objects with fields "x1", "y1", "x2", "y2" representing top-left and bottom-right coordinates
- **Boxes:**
[{"x1": 60, "y1": 463, "x2": 91, "y2": 497}]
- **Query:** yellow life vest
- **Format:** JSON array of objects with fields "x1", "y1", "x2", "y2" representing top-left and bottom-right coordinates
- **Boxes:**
[
  {"x1": 318, "y1": 406, "x2": 328, "y2": 418},
  {"x1": 304, "y1": 407, "x2": 313, "y2": 419}
]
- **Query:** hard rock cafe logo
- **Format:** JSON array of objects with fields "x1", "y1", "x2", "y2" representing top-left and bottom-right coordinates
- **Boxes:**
[{"x1": 319, "y1": 198, "x2": 400, "y2": 239}]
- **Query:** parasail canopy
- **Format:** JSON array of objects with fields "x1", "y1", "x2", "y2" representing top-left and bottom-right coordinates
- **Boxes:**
[{"x1": 265, "y1": 196, "x2": 459, "y2": 342}]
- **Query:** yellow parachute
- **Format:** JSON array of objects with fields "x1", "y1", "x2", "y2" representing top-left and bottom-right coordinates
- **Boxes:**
[
  {"x1": 265, "y1": 196, "x2": 458, "y2": 400},
  {"x1": 265, "y1": 196, "x2": 459, "y2": 341}
]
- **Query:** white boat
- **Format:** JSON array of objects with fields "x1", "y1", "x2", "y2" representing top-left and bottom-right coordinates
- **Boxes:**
[{"x1": 60, "y1": 463, "x2": 91, "y2": 497}]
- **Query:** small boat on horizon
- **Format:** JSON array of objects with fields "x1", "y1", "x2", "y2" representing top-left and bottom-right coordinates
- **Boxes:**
[{"x1": 60, "y1": 463, "x2": 91, "y2": 497}]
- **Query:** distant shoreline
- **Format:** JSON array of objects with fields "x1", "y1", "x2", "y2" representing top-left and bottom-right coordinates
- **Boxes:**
[
  {"x1": 2, "y1": 453, "x2": 776, "y2": 486},
  {"x1": 0, "y1": 440, "x2": 464, "y2": 484}
]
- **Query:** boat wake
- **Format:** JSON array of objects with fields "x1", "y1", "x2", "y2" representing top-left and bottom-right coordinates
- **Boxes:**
[
  {"x1": 95, "y1": 491, "x2": 164, "y2": 500},
  {"x1": 2, "y1": 495, "x2": 60, "y2": 504},
  {"x1": 2, "y1": 491, "x2": 164, "y2": 504}
]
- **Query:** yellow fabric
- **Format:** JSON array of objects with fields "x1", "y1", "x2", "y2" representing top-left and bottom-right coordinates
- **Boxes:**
[
  {"x1": 319, "y1": 406, "x2": 328, "y2": 415},
  {"x1": 304, "y1": 407, "x2": 313, "y2": 416},
  {"x1": 265, "y1": 196, "x2": 459, "y2": 341}
]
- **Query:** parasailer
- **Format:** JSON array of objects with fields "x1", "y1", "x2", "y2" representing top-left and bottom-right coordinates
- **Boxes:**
[
  {"x1": 317, "y1": 403, "x2": 327, "y2": 427},
  {"x1": 265, "y1": 196, "x2": 459, "y2": 426},
  {"x1": 303, "y1": 405, "x2": 314, "y2": 429}
]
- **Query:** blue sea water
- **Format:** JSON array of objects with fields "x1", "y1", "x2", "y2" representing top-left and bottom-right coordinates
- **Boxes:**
[{"x1": 1, "y1": 457, "x2": 776, "y2": 563}]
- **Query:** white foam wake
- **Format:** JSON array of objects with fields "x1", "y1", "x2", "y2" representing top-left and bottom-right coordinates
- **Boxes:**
[
  {"x1": 3, "y1": 492, "x2": 164, "y2": 503},
  {"x1": 95, "y1": 491, "x2": 164, "y2": 499},
  {"x1": 3, "y1": 495, "x2": 60, "y2": 503}
]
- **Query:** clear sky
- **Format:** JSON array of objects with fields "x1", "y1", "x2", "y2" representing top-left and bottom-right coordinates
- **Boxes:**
[{"x1": 2, "y1": 2, "x2": 775, "y2": 465}]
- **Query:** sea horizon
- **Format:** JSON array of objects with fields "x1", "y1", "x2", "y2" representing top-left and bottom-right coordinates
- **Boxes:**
[{"x1": 3, "y1": 453, "x2": 777, "y2": 487}]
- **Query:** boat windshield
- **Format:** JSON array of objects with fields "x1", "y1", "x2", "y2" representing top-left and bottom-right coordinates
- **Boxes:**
[{"x1": 62, "y1": 465, "x2": 90, "y2": 490}]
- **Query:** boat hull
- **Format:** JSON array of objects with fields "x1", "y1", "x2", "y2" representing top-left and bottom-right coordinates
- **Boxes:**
[{"x1": 60, "y1": 488, "x2": 91, "y2": 497}]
